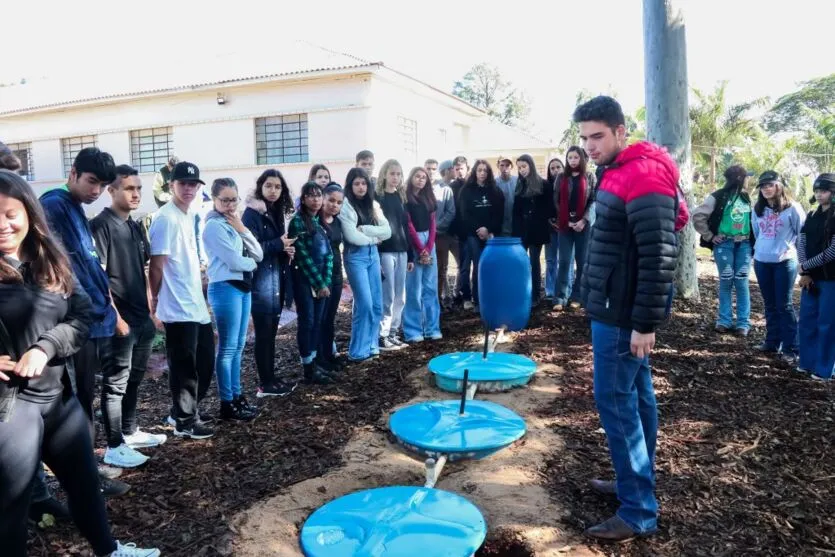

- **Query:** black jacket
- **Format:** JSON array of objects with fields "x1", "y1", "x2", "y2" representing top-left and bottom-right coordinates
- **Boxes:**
[
  {"x1": 0, "y1": 258, "x2": 92, "y2": 418},
  {"x1": 242, "y1": 195, "x2": 290, "y2": 315},
  {"x1": 799, "y1": 207, "x2": 835, "y2": 281},
  {"x1": 458, "y1": 183, "x2": 505, "y2": 238},
  {"x1": 581, "y1": 142, "x2": 680, "y2": 333},
  {"x1": 512, "y1": 177, "x2": 555, "y2": 246}
]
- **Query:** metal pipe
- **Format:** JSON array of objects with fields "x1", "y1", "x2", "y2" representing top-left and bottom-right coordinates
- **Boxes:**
[{"x1": 459, "y1": 369, "x2": 469, "y2": 415}]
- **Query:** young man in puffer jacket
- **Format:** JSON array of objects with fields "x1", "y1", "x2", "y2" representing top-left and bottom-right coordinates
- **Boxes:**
[{"x1": 574, "y1": 96, "x2": 685, "y2": 542}]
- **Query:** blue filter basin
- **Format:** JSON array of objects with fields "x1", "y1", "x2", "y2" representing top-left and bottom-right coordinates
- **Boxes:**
[
  {"x1": 390, "y1": 400, "x2": 526, "y2": 457},
  {"x1": 300, "y1": 486, "x2": 486, "y2": 557},
  {"x1": 428, "y1": 352, "x2": 537, "y2": 392}
]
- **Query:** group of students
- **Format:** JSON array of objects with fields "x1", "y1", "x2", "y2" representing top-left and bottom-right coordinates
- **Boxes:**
[
  {"x1": 427, "y1": 148, "x2": 596, "y2": 313},
  {"x1": 0, "y1": 137, "x2": 605, "y2": 555},
  {"x1": 693, "y1": 166, "x2": 835, "y2": 380}
]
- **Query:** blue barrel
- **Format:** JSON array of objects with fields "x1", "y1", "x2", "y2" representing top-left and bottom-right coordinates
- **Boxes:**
[{"x1": 478, "y1": 237, "x2": 531, "y2": 330}]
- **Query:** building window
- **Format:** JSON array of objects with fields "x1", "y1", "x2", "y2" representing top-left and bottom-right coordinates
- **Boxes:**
[
  {"x1": 61, "y1": 135, "x2": 97, "y2": 177},
  {"x1": 398, "y1": 116, "x2": 418, "y2": 159},
  {"x1": 255, "y1": 114, "x2": 309, "y2": 164},
  {"x1": 6, "y1": 142, "x2": 34, "y2": 181},
  {"x1": 130, "y1": 127, "x2": 174, "y2": 173}
]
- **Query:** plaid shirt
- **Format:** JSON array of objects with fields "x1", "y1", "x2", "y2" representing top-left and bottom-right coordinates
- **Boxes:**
[{"x1": 288, "y1": 213, "x2": 333, "y2": 292}]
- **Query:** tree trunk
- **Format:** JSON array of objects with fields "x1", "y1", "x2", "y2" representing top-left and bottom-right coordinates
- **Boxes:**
[
  {"x1": 709, "y1": 148, "x2": 716, "y2": 185},
  {"x1": 643, "y1": 0, "x2": 699, "y2": 301}
]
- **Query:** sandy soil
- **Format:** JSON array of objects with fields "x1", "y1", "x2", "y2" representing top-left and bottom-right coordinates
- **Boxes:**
[{"x1": 231, "y1": 332, "x2": 598, "y2": 556}]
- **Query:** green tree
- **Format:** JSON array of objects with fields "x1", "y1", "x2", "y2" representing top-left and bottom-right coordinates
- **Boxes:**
[
  {"x1": 559, "y1": 90, "x2": 595, "y2": 149},
  {"x1": 689, "y1": 81, "x2": 768, "y2": 184},
  {"x1": 763, "y1": 74, "x2": 835, "y2": 174},
  {"x1": 764, "y1": 74, "x2": 835, "y2": 134},
  {"x1": 452, "y1": 63, "x2": 531, "y2": 127}
]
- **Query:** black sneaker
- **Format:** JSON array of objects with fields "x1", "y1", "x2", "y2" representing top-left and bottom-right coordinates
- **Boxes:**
[
  {"x1": 220, "y1": 401, "x2": 256, "y2": 421},
  {"x1": 235, "y1": 396, "x2": 258, "y2": 418},
  {"x1": 389, "y1": 334, "x2": 408, "y2": 348},
  {"x1": 780, "y1": 352, "x2": 798, "y2": 366},
  {"x1": 174, "y1": 423, "x2": 215, "y2": 439},
  {"x1": 29, "y1": 497, "x2": 70, "y2": 524},
  {"x1": 100, "y1": 476, "x2": 131, "y2": 498},
  {"x1": 756, "y1": 342, "x2": 779, "y2": 353},
  {"x1": 257, "y1": 381, "x2": 296, "y2": 398},
  {"x1": 303, "y1": 362, "x2": 332, "y2": 385},
  {"x1": 379, "y1": 336, "x2": 399, "y2": 351}
]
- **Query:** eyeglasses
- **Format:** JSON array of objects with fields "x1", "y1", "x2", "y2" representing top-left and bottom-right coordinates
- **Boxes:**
[{"x1": 217, "y1": 197, "x2": 239, "y2": 204}]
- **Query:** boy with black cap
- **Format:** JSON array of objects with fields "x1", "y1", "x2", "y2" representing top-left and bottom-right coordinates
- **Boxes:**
[
  {"x1": 797, "y1": 173, "x2": 835, "y2": 381},
  {"x1": 149, "y1": 161, "x2": 216, "y2": 439}
]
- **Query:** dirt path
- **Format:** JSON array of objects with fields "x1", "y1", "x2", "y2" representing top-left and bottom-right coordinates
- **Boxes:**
[{"x1": 232, "y1": 334, "x2": 598, "y2": 556}]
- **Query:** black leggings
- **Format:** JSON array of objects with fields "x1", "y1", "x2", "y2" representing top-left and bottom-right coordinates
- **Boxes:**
[
  {"x1": 0, "y1": 394, "x2": 115, "y2": 556},
  {"x1": 319, "y1": 278, "x2": 343, "y2": 360},
  {"x1": 252, "y1": 313, "x2": 280, "y2": 387}
]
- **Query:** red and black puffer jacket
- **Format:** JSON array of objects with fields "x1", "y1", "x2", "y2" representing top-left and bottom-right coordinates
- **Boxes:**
[{"x1": 581, "y1": 141, "x2": 681, "y2": 333}]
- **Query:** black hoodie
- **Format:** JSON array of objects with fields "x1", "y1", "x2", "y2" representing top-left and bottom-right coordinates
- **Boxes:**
[{"x1": 458, "y1": 183, "x2": 505, "y2": 238}]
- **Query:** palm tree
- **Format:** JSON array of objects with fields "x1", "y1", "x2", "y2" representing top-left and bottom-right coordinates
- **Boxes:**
[{"x1": 689, "y1": 81, "x2": 768, "y2": 184}]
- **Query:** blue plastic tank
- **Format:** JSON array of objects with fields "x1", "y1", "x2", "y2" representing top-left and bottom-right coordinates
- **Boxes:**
[
  {"x1": 390, "y1": 399, "x2": 527, "y2": 460},
  {"x1": 300, "y1": 486, "x2": 486, "y2": 556},
  {"x1": 478, "y1": 237, "x2": 532, "y2": 330}
]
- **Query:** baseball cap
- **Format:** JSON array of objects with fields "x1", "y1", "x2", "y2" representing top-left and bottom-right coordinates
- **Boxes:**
[
  {"x1": 170, "y1": 161, "x2": 205, "y2": 184},
  {"x1": 757, "y1": 170, "x2": 782, "y2": 187},
  {"x1": 439, "y1": 160, "x2": 454, "y2": 173},
  {"x1": 497, "y1": 155, "x2": 513, "y2": 165},
  {"x1": 813, "y1": 173, "x2": 835, "y2": 191}
]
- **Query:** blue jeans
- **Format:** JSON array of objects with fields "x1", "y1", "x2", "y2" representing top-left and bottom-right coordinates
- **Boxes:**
[
  {"x1": 591, "y1": 320, "x2": 658, "y2": 534},
  {"x1": 713, "y1": 240, "x2": 752, "y2": 330},
  {"x1": 344, "y1": 245, "x2": 383, "y2": 360},
  {"x1": 799, "y1": 281, "x2": 835, "y2": 379},
  {"x1": 555, "y1": 227, "x2": 589, "y2": 306},
  {"x1": 545, "y1": 231, "x2": 559, "y2": 298},
  {"x1": 754, "y1": 259, "x2": 798, "y2": 354},
  {"x1": 459, "y1": 236, "x2": 485, "y2": 304},
  {"x1": 208, "y1": 281, "x2": 251, "y2": 402},
  {"x1": 292, "y1": 272, "x2": 328, "y2": 364},
  {"x1": 403, "y1": 232, "x2": 442, "y2": 341}
]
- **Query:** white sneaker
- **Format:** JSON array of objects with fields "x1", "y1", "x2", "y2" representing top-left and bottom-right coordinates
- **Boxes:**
[
  {"x1": 104, "y1": 444, "x2": 149, "y2": 468},
  {"x1": 110, "y1": 541, "x2": 160, "y2": 557},
  {"x1": 165, "y1": 415, "x2": 176, "y2": 427},
  {"x1": 124, "y1": 429, "x2": 167, "y2": 449}
]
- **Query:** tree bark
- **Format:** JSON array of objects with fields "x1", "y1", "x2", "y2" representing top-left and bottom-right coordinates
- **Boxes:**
[{"x1": 643, "y1": 0, "x2": 700, "y2": 301}]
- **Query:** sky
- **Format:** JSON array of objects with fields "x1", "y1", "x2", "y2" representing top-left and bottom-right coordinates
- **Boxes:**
[{"x1": 2, "y1": 0, "x2": 832, "y2": 143}]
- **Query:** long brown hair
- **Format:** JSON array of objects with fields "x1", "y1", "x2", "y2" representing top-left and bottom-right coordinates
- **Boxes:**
[
  {"x1": 406, "y1": 167, "x2": 437, "y2": 211},
  {"x1": 754, "y1": 174, "x2": 792, "y2": 217},
  {"x1": 0, "y1": 170, "x2": 73, "y2": 294}
]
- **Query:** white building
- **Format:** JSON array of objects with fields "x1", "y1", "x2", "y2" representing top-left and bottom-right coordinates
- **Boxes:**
[{"x1": 0, "y1": 42, "x2": 554, "y2": 216}]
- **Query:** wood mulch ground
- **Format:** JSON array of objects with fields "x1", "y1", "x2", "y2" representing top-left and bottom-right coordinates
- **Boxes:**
[{"x1": 29, "y1": 272, "x2": 834, "y2": 556}]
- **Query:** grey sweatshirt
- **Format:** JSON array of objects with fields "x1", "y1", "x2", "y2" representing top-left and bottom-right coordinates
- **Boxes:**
[
  {"x1": 751, "y1": 204, "x2": 806, "y2": 263},
  {"x1": 434, "y1": 182, "x2": 456, "y2": 235},
  {"x1": 495, "y1": 175, "x2": 517, "y2": 236}
]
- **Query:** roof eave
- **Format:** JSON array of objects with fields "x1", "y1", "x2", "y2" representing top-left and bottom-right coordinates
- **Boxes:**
[{"x1": 0, "y1": 63, "x2": 383, "y2": 118}]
